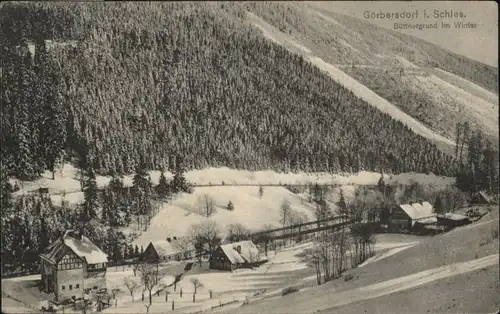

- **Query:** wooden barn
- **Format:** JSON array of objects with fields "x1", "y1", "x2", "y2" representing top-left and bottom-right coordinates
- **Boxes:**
[
  {"x1": 209, "y1": 240, "x2": 266, "y2": 271},
  {"x1": 39, "y1": 230, "x2": 108, "y2": 301},
  {"x1": 390, "y1": 201, "x2": 437, "y2": 230},
  {"x1": 140, "y1": 238, "x2": 195, "y2": 264}
]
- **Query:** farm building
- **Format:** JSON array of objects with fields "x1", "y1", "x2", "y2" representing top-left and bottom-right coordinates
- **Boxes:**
[
  {"x1": 437, "y1": 213, "x2": 471, "y2": 228},
  {"x1": 469, "y1": 190, "x2": 493, "y2": 205},
  {"x1": 39, "y1": 230, "x2": 108, "y2": 301},
  {"x1": 390, "y1": 201, "x2": 437, "y2": 230},
  {"x1": 140, "y1": 238, "x2": 195, "y2": 264},
  {"x1": 209, "y1": 240, "x2": 266, "y2": 271}
]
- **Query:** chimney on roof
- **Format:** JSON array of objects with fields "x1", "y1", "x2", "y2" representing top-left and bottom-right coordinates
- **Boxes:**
[{"x1": 234, "y1": 245, "x2": 242, "y2": 254}]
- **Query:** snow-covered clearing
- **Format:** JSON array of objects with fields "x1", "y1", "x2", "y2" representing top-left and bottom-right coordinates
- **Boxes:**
[
  {"x1": 10, "y1": 162, "x2": 454, "y2": 206},
  {"x1": 414, "y1": 75, "x2": 499, "y2": 137},
  {"x1": 132, "y1": 186, "x2": 317, "y2": 246},
  {"x1": 1, "y1": 241, "x2": 313, "y2": 314},
  {"x1": 103, "y1": 242, "x2": 312, "y2": 313},
  {"x1": 431, "y1": 68, "x2": 499, "y2": 105},
  {"x1": 307, "y1": 56, "x2": 456, "y2": 147}
]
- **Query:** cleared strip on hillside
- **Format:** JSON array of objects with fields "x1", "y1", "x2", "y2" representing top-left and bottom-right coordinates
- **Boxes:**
[
  {"x1": 246, "y1": 12, "x2": 456, "y2": 148},
  {"x1": 307, "y1": 56, "x2": 456, "y2": 147},
  {"x1": 431, "y1": 68, "x2": 499, "y2": 105}
]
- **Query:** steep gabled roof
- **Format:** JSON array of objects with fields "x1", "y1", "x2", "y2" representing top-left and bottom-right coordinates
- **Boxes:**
[
  {"x1": 39, "y1": 230, "x2": 108, "y2": 265},
  {"x1": 398, "y1": 202, "x2": 436, "y2": 223},
  {"x1": 145, "y1": 238, "x2": 195, "y2": 258},
  {"x1": 40, "y1": 238, "x2": 69, "y2": 265},
  {"x1": 219, "y1": 240, "x2": 260, "y2": 264}
]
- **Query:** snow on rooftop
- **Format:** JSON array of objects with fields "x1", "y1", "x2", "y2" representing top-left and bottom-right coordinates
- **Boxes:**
[
  {"x1": 63, "y1": 232, "x2": 108, "y2": 264},
  {"x1": 399, "y1": 202, "x2": 435, "y2": 224},
  {"x1": 149, "y1": 239, "x2": 194, "y2": 257},
  {"x1": 219, "y1": 240, "x2": 260, "y2": 264},
  {"x1": 443, "y1": 213, "x2": 469, "y2": 221}
]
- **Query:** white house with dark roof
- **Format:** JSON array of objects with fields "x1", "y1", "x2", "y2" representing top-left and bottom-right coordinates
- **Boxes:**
[{"x1": 39, "y1": 230, "x2": 108, "y2": 301}]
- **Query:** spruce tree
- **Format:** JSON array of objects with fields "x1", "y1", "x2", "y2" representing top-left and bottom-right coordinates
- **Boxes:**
[
  {"x1": 39, "y1": 217, "x2": 50, "y2": 253},
  {"x1": 434, "y1": 195, "x2": 444, "y2": 215},
  {"x1": 132, "y1": 164, "x2": 152, "y2": 229},
  {"x1": 35, "y1": 48, "x2": 67, "y2": 179},
  {"x1": 156, "y1": 170, "x2": 171, "y2": 200},
  {"x1": 336, "y1": 190, "x2": 347, "y2": 215},
  {"x1": 0, "y1": 164, "x2": 13, "y2": 215},
  {"x1": 171, "y1": 167, "x2": 188, "y2": 194},
  {"x1": 480, "y1": 140, "x2": 498, "y2": 193},
  {"x1": 101, "y1": 188, "x2": 111, "y2": 225},
  {"x1": 82, "y1": 167, "x2": 99, "y2": 221},
  {"x1": 128, "y1": 244, "x2": 135, "y2": 259},
  {"x1": 14, "y1": 55, "x2": 40, "y2": 180}
]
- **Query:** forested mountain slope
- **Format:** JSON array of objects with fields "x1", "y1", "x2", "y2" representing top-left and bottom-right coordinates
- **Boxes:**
[
  {"x1": 245, "y1": 1, "x2": 498, "y2": 144},
  {"x1": 1, "y1": 2, "x2": 458, "y2": 181}
]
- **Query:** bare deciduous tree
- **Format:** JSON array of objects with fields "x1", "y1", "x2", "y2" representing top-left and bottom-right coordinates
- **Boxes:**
[
  {"x1": 124, "y1": 276, "x2": 140, "y2": 302},
  {"x1": 304, "y1": 243, "x2": 323, "y2": 285},
  {"x1": 137, "y1": 263, "x2": 165, "y2": 306},
  {"x1": 280, "y1": 199, "x2": 292, "y2": 226},
  {"x1": 226, "y1": 223, "x2": 251, "y2": 242},
  {"x1": 196, "y1": 194, "x2": 216, "y2": 217},
  {"x1": 190, "y1": 278, "x2": 203, "y2": 294},
  {"x1": 188, "y1": 219, "x2": 221, "y2": 263},
  {"x1": 257, "y1": 224, "x2": 274, "y2": 256},
  {"x1": 172, "y1": 236, "x2": 193, "y2": 259}
]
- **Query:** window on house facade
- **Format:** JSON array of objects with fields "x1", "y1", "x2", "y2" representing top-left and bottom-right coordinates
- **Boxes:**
[
  {"x1": 93, "y1": 286, "x2": 98, "y2": 290},
  {"x1": 69, "y1": 284, "x2": 73, "y2": 290},
  {"x1": 76, "y1": 284, "x2": 80, "y2": 289},
  {"x1": 62, "y1": 285, "x2": 65, "y2": 290}
]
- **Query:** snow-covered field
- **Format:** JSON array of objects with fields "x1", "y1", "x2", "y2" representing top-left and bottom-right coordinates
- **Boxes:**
[
  {"x1": 2, "y1": 234, "x2": 428, "y2": 314},
  {"x1": 8, "y1": 162, "x2": 454, "y2": 247},
  {"x1": 132, "y1": 186, "x2": 318, "y2": 246},
  {"x1": 10, "y1": 162, "x2": 454, "y2": 201},
  {"x1": 2, "y1": 242, "x2": 313, "y2": 314}
]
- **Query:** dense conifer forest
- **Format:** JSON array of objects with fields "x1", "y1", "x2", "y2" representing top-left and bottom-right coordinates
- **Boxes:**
[{"x1": 1, "y1": 2, "x2": 460, "y2": 180}]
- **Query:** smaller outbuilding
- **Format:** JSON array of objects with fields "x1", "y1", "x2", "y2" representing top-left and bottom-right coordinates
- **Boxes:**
[{"x1": 437, "y1": 213, "x2": 471, "y2": 228}]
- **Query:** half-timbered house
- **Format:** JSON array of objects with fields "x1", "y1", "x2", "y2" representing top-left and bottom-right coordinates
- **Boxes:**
[{"x1": 39, "y1": 230, "x2": 108, "y2": 301}]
